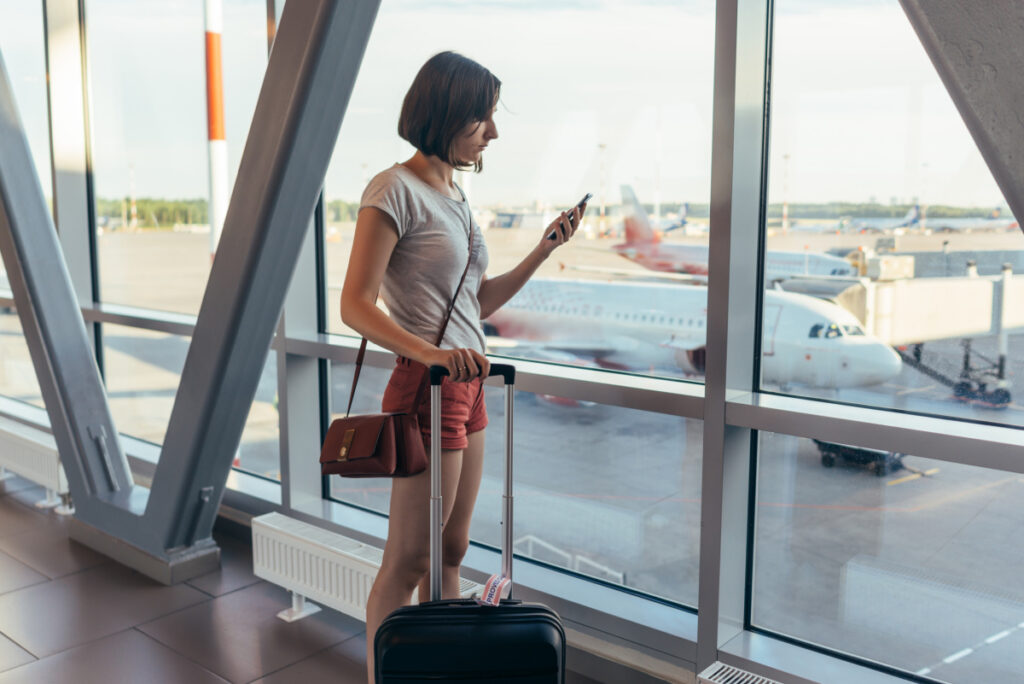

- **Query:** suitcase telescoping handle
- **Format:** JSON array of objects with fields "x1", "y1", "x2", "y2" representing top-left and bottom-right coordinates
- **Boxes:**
[{"x1": 428, "y1": 364, "x2": 515, "y2": 603}]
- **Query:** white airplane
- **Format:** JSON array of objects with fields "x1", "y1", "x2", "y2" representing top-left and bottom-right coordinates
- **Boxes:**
[
  {"x1": 842, "y1": 205, "x2": 921, "y2": 233},
  {"x1": 484, "y1": 278, "x2": 902, "y2": 389},
  {"x1": 924, "y1": 208, "x2": 1019, "y2": 233},
  {"x1": 615, "y1": 186, "x2": 857, "y2": 280}
]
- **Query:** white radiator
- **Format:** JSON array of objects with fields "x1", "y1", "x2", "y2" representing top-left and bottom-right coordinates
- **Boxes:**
[
  {"x1": 699, "y1": 662, "x2": 785, "y2": 684},
  {"x1": 252, "y1": 512, "x2": 482, "y2": 623},
  {"x1": 0, "y1": 418, "x2": 73, "y2": 514}
]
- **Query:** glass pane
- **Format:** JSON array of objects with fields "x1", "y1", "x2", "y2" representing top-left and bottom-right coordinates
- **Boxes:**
[
  {"x1": 102, "y1": 323, "x2": 278, "y2": 477},
  {"x1": 764, "y1": 1, "x2": 1024, "y2": 429},
  {"x1": 754, "y1": 431, "x2": 1024, "y2": 682},
  {"x1": 329, "y1": 360, "x2": 702, "y2": 606},
  {"x1": 0, "y1": 308, "x2": 44, "y2": 408},
  {"x1": 0, "y1": 0, "x2": 53, "y2": 292},
  {"x1": 87, "y1": 0, "x2": 268, "y2": 315},
  {"x1": 324, "y1": 0, "x2": 714, "y2": 382}
]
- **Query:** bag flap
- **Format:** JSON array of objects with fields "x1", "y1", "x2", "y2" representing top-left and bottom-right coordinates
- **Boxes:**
[{"x1": 319, "y1": 413, "x2": 392, "y2": 465}]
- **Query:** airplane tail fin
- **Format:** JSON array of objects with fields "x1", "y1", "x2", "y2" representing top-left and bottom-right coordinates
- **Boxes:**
[
  {"x1": 620, "y1": 185, "x2": 659, "y2": 244},
  {"x1": 903, "y1": 204, "x2": 920, "y2": 226}
]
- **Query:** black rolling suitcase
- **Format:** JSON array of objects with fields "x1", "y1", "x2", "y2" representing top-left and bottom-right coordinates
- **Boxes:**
[{"x1": 374, "y1": 363, "x2": 566, "y2": 683}]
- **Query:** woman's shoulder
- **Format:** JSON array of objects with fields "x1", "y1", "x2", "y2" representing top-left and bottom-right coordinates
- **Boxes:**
[
  {"x1": 361, "y1": 165, "x2": 418, "y2": 208},
  {"x1": 365, "y1": 164, "x2": 411, "y2": 192}
]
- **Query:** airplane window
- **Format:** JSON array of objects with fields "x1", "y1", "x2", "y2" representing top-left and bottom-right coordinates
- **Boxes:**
[
  {"x1": 824, "y1": 324, "x2": 843, "y2": 339},
  {"x1": 808, "y1": 324, "x2": 824, "y2": 338},
  {"x1": 842, "y1": 325, "x2": 865, "y2": 336}
]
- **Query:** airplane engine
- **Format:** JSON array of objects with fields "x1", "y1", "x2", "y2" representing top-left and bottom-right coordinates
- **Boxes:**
[{"x1": 675, "y1": 346, "x2": 706, "y2": 374}]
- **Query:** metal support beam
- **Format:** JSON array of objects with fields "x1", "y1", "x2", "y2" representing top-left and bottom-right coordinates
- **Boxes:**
[
  {"x1": 697, "y1": 0, "x2": 771, "y2": 672},
  {"x1": 146, "y1": 0, "x2": 379, "y2": 553},
  {"x1": 900, "y1": 1, "x2": 1024, "y2": 234}
]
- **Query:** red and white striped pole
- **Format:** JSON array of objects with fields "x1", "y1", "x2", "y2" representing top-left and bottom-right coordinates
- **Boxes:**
[{"x1": 204, "y1": 0, "x2": 228, "y2": 262}]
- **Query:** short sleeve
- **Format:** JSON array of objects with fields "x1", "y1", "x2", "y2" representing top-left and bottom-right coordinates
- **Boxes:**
[{"x1": 359, "y1": 170, "x2": 409, "y2": 238}]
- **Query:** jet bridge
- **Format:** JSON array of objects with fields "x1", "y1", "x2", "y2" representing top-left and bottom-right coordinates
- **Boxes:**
[{"x1": 779, "y1": 263, "x2": 1024, "y2": 406}]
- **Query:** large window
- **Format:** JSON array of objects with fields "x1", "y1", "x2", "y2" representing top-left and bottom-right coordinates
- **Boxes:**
[
  {"x1": 323, "y1": 0, "x2": 715, "y2": 384},
  {"x1": 4, "y1": 2, "x2": 1024, "y2": 682},
  {"x1": 86, "y1": 0, "x2": 268, "y2": 315},
  {"x1": 765, "y1": 1, "x2": 1023, "y2": 429},
  {"x1": 753, "y1": 431, "x2": 1024, "y2": 682}
]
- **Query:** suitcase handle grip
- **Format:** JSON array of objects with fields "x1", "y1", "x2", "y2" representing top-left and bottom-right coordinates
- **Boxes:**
[{"x1": 430, "y1": 363, "x2": 515, "y2": 386}]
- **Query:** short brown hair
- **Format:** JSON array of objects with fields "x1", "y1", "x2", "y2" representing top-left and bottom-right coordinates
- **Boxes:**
[{"x1": 398, "y1": 51, "x2": 501, "y2": 172}]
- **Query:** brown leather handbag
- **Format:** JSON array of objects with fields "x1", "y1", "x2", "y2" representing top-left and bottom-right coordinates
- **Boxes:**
[{"x1": 320, "y1": 224, "x2": 474, "y2": 478}]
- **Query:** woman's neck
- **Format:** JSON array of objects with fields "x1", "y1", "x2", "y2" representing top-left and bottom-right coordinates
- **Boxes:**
[{"x1": 402, "y1": 152, "x2": 458, "y2": 198}]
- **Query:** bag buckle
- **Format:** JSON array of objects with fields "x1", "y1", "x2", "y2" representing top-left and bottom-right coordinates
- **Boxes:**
[{"x1": 337, "y1": 429, "x2": 356, "y2": 461}]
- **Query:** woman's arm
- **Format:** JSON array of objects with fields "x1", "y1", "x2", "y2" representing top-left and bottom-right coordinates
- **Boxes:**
[
  {"x1": 340, "y1": 208, "x2": 438, "y2": 364},
  {"x1": 477, "y1": 246, "x2": 548, "y2": 320},
  {"x1": 477, "y1": 204, "x2": 586, "y2": 319}
]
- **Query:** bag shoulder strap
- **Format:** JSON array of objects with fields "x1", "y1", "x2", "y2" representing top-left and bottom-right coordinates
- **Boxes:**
[{"x1": 345, "y1": 220, "x2": 475, "y2": 417}]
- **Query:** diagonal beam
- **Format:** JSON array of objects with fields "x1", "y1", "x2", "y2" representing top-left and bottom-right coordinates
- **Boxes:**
[
  {"x1": 0, "y1": 50, "x2": 136, "y2": 513},
  {"x1": 145, "y1": 0, "x2": 380, "y2": 552},
  {"x1": 901, "y1": 1, "x2": 1024, "y2": 233}
]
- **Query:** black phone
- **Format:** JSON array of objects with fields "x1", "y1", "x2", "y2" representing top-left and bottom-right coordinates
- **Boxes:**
[{"x1": 546, "y1": 192, "x2": 593, "y2": 240}]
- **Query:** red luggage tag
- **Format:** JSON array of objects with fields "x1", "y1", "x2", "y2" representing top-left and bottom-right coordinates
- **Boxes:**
[{"x1": 476, "y1": 573, "x2": 512, "y2": 606}]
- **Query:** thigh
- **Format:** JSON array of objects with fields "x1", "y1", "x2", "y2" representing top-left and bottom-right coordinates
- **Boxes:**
[
  {"x1": 380, "y1": 448, "x2": 464, "y2": 566},
  {"x1": 442, "y1": 429, "x2": 486, "y2": 542}
]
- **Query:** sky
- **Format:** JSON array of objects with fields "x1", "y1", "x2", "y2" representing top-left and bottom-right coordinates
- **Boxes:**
[{"x1": 0, "y1": 0, "x2": 1012, "y2": 210}]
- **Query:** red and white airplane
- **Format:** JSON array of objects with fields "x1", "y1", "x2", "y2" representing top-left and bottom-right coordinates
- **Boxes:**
[
  {"x1": 611, "y1": 186, "x2": 857, "y2": 281},
  {"x1": 484, "y1": 278, "x2": 901, "y2": 389}
]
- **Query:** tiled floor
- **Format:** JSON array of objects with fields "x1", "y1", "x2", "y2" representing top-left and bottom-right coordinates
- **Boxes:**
[{"x1": 0, "y1": 475, "x2": 602, "y2": 683}]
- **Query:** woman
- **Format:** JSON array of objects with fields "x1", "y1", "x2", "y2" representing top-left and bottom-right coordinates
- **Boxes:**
[{"x1": 339, "y1": 51, "x2": 585, "y2": 680}]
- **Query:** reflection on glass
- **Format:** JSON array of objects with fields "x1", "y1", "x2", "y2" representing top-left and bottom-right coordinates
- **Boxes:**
[
  {"x1": 324, "y1": 1, "x2": 714, "y2": 382},
  {"x1": 328, "y1": 360, "x2": 701, "y2": 606},
  {"x1": 0, "y1": 309, "x2": 44, "y2": 408},
  {"x1": 765, "y1": 1, "x2": 1024, "y2": 429},
  {"x1": 86, "y1": 0, "x2": 267, "y2": 314},
  {"x1": 754, "y1": 431, "x2": 1024, "y2": 682},
  {"x1": 102, "y1": 324, "x2": 278, "y2": 478}
]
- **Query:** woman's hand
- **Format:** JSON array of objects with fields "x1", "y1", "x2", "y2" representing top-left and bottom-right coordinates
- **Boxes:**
[
  {"x1": 420, "y1": 347, "x2": 490, "y2": 383},
  {"x1": 537, "y1": 202, "x2": 587, "y2": 254}
]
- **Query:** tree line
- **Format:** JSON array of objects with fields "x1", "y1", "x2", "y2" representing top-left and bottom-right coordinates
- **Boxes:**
[{"x1": 93, "y1": 197, "x2": 362, "y2": 229}]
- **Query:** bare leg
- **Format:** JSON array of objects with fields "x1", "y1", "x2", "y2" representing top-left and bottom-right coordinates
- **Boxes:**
[
  {"x1": 415, "y1": 428, "x2": 487, "y2": 602},
  {"x1": 365, "y1": 448, "x2": 462, "y2": 683}
]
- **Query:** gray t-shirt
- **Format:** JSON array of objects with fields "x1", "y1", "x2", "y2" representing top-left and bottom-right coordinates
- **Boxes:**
[{"x1": 359, "y1": 163, "x2": 489, "y2": 354}]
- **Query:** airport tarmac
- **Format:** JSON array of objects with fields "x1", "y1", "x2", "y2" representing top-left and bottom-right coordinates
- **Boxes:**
[{"x1": 1, "y1": 223, "x2": 1022, "y2": 682}]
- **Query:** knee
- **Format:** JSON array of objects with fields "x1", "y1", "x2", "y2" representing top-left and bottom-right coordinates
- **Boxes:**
[
  {"x1": 442, "y1": 534, "x2": 470, "y2": 568},
  {"x1": 382, "y1": 552, "x2": 430, "y2": 591}
]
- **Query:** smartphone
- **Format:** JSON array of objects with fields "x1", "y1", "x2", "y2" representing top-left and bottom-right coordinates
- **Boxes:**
[{"x1": 546, "y1": 192, "x2": 593, "y2": 240}]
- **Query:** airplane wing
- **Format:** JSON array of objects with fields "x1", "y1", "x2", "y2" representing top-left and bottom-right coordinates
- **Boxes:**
[{"x1": 559, "y1": 262, "x2": 708, "y2": 284}]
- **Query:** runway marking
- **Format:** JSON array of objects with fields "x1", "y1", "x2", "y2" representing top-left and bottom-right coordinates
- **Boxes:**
[
  {"x1": 886, "y1": 468, "x2": 940, "y2": 486},
  {"x1": 895, "y1": 384, "x2": 936, "y2": 396},
  {"x1": 943, "y1": 648, "x2": 973, "y2": 664},
  {"x1": 985, "y1": 630, "x2": 1011, "y2": 644},
  {"x1": 916, "y1": 622, "x2": 1024, "y2": 676}
]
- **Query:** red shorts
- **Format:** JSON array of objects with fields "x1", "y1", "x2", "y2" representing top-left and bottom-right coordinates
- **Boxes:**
[{"x1": 381, "y1": 356, "x2": 488, "y2": 451}]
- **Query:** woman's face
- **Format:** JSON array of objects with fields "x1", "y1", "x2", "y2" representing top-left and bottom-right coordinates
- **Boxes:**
[{"x1": 452, "y1": 105, "x2": 499, "y2": 165}]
